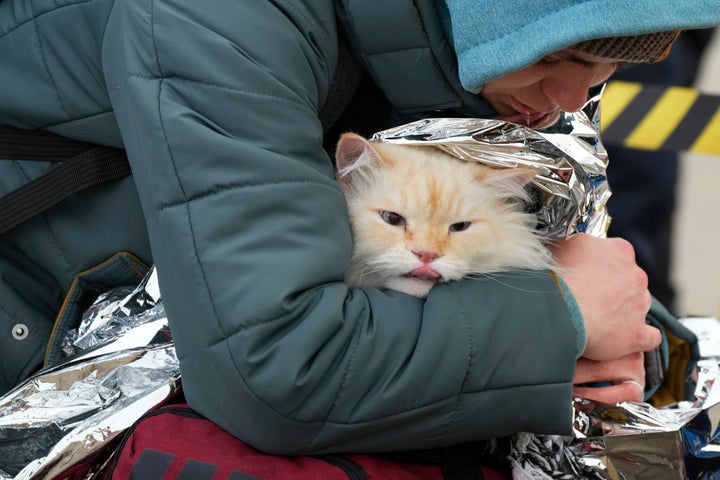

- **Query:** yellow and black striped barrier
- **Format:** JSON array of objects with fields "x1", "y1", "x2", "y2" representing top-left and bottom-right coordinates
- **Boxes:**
[{"x1": 600, "y1": 80, "x2": 720, "y2": 155}]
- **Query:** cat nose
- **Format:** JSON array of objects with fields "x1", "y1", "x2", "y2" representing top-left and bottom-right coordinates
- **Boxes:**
[{"x1": 413, "y1": 250, "x2": 438, "y2": 263}]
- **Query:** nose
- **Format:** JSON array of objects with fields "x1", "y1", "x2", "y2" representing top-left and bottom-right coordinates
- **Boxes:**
[
  {"x1": 542, "y1": 76, "x2": 593, "y2": 112},
  {"x1": 542, "y1": 64, "x2": 615, "y2": 112},
  {"x1": 413, "y1": 250, "x2": 438, "y2": 263}
]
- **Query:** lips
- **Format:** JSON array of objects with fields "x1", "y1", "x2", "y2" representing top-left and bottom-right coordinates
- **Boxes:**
[
  {"x1": 500, "y1": 111, "x2": 560, "y2": 130},
  {"x1": 500, "y1": 97, "x2": 560, "y2": 129},
  {"x1": 508, "y1": 97, "x2": 544, "y2": 116}
]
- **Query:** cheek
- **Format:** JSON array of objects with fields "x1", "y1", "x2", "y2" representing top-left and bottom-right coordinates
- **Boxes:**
[
  {"x1": 593, "y1": 64, "x2": 617, "y2": 85},
  {"x1": 480, "y1": 70, "x2": 547, "y2": 114},
  {"x1": 483, "y1": 67, "x2": 544, "y2": 92}
]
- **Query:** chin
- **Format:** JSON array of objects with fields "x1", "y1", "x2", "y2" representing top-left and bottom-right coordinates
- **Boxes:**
[{"x1": 385, "y1": 277, "x2": 435, "y2": 298}]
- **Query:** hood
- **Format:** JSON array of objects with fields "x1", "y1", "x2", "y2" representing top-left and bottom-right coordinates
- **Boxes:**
[
  {"x1": 335, "y1": 0, "x2": 490, "y2": 115},
  {"x1": 439, "y1": 0, "x2": 720, "y2": 93},
  {"x1": 336, "y1": 0, "x2": 720, "y2": 112}
]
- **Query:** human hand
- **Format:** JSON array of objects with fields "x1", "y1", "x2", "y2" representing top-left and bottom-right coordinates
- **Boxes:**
[
  {"x1": 549, "y1": 234, "x2": 661, "y2": 361},
  {"x1": 573, "y1": 353, "x2": 646, "y2": 403}
]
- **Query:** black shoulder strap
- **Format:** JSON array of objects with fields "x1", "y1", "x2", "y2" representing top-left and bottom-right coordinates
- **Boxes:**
[
  {"x1": 0, "y1": 32, "x2": 362, "y2": 235},
  {"x1": 319, "y1": 28, "x2": 364, "y2": 131},
  {"x1": 0, "y1": 127, "x2": 130, "y2": 234}
]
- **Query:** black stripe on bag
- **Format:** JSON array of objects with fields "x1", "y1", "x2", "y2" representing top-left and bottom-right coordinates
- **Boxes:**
[
  {"x1": 227, "y1": 472, "x2": 264, "y2": 480},
  {"x1": 129, "y1": 449, "x2": 174, "y2": 480},
  {"x1": 176, "y1": 459, "x2": 220, "y2": 480},
  {"x1": 128, "y1": 452, "x2": 265, "y2": 480}
]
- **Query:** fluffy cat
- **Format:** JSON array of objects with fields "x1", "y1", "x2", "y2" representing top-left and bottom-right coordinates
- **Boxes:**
[{"x1": 335, "y1": 132, "x2": 553, "y2": 298}]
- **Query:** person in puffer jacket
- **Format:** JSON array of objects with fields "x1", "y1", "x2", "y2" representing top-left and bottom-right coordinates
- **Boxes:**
[{"x1": 0, "y1": 0, "x2": 718, "y2": 456}]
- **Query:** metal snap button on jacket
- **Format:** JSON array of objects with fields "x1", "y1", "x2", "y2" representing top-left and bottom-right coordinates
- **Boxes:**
[{"x1": 12, "y1": 323, "x2": 28, "y2": 340}]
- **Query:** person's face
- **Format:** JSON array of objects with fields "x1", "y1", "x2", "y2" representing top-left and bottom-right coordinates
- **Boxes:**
[{"x1": 480, "y1": 49, "x2": 620, "y2": 129}]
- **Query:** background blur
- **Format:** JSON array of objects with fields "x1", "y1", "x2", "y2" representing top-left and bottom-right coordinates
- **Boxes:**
[{"x1": 668, "y1": 29, "x2": 719, "y2": 317}]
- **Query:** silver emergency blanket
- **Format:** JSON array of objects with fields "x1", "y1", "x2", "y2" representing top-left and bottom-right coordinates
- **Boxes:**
[
  {"x1": 508, "y1": 358, "x2": 720, "y2": 480},
  {"x1": 60, "y1": 268, "x2": 166, "y2": 359},
  {"x1": 371, "y1": 89, "x2": 610, "y2": 239},
  {"x1": 0, "y1": 267, "x2": 179, "y2": 480}
]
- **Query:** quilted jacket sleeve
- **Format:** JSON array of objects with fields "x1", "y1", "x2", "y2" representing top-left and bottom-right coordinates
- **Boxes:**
[{"x1": 102, "y1": 0, "x2": 579, "y2": 454}]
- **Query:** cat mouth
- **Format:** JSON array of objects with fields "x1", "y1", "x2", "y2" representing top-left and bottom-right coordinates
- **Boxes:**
[
  {"x1": 405, "y1": 265, "x2": 442, "y2": 283},
  {"x1": 400, "y1": 274, "x2": 440, "y2": 294},
  {"x1": 403, "y1": 274, "x2": 440, "y2": 284}
]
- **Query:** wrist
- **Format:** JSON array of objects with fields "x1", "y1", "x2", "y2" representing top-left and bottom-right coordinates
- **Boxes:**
[{"x1": 552, "y1": 271, "x2": 586, "y2": 358}]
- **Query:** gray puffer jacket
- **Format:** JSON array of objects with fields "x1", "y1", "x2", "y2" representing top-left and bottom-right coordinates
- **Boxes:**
[{"x1": 0, "y1": 0, "x2": 716, "y2": 455}]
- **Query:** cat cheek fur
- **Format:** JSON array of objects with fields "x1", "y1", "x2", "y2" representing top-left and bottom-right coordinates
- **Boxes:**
[
  {"x1": 384, "y1": 277, "x2": 435, "y2": 298},
  {"x1": 344, "y1": 211, "x2": 407, "y2": 288}
]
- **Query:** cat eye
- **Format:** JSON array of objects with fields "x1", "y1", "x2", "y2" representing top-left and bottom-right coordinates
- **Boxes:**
[
  {"x1": 449, "y1": 221, "x2": 471, "y2": 232},
  {"x1": 380, "y1": 210, "x2": 406, "y2": 227}
]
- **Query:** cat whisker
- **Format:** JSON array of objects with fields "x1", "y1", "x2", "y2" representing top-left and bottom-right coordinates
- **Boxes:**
[
  {"x1": 350, "y1": 260, "x2": 396, "y2": 284},
  {"x1": 466, "y1": 271, "x2": 560, "y2": 294}
]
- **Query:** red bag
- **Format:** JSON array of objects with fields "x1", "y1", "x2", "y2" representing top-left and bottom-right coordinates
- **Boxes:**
[{"x1": 104, "y1": 403, "x2": 511, "y2": 480}]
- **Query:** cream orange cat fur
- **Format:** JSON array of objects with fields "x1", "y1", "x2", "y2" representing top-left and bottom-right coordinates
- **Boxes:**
[{"x1": 336, "y1": 132, "x2": 553, "y2": 298}]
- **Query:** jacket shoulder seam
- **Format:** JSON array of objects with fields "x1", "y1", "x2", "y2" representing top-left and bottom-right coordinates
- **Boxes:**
[
  {"x1": 156, "y1": 179, "x2": 342, "y2": 213},
  {"x1": 108, "y1": 74, "x2": 307, "y2": 110}
]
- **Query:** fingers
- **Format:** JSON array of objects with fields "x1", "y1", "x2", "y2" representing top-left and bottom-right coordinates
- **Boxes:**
[
  {"x1": 573, "y1": 380, "x2": 645, "y2": 404},
  {"x1": 619, "y1": 378, "x2": 645, "y2": 397},
  {"x1": 556, "y1": 234, "x2": 661, "y2": 405},
  {"x1": 638, "y1": 323, "x2": 662, "y2": 353},
  {"x1": 573, "y1": 352, "x2": 647, "y2": 403},
  {"x1": 574, "y1": 352, "x2": 645, "y2": 385}
]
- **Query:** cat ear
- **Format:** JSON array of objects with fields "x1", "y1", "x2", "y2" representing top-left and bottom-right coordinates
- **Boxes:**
[{"x1": 335, "y1": 133, "x2": 383, "y2": 189}]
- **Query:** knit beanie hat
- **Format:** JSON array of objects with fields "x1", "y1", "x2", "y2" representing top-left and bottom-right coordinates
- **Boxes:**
[{"x1": 571, "y1": 30, "x2": 680, "y2": 63}]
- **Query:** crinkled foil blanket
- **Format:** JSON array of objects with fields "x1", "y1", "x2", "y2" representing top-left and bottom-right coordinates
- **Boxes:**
[
  {"x1": 507, "y1": 362, "x2": 720, "y2": 480},
  {"x1": 0, "y1": 268, "x2": 180, "y2": 480}
]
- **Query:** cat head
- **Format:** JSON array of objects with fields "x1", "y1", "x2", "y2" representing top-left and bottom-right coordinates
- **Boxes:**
[{"x1": 335, "y1": 132, "x2": 552, "y2": 298}]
